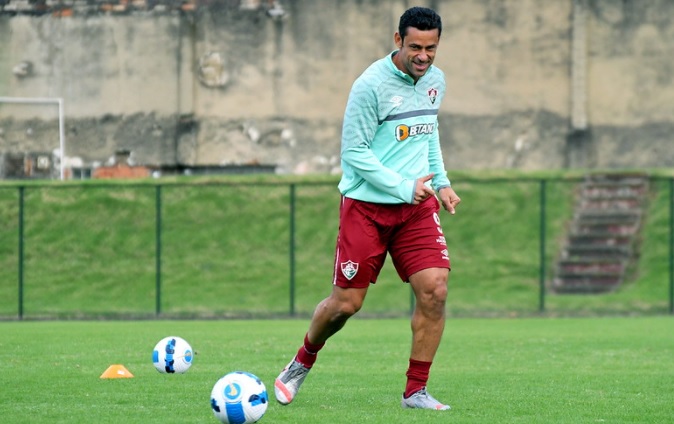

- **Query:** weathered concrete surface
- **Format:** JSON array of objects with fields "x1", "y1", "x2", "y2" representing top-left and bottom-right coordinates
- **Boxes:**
[{"x1": 0, "y1": 0, "x2": 673, "y2": 176}]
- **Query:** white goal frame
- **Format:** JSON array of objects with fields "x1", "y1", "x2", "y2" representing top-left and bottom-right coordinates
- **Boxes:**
[{"x1": 0, "y1": 96, "x2": 66, "y2": 180}]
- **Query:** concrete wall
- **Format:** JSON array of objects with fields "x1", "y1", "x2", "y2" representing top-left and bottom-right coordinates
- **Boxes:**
[{"x1": 0, "y1": 0, "x2": 673, "y2": 176}]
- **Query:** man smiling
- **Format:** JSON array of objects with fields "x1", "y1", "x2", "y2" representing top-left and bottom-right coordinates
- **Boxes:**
[{"x1": 274, "y1": 6, "x2": 460, "y2": 411}]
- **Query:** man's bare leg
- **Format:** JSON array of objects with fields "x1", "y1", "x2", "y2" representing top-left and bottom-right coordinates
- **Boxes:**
[
  {"x1": 275, "y1": 285, "x2": 368, "y2": 405},
  {"x1": 401, "y1": 267, "x2": 451, "y2": 410}
]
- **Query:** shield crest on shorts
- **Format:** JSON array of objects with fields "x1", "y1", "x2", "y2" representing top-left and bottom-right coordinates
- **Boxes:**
[{"x1": 341, "y1": 260, "x2": 359, "y2": 281}]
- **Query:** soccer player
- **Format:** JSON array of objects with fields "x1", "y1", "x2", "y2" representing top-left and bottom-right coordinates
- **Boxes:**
[{"x1": 274, "y1": 6, "x2": 460, "y2": 411}]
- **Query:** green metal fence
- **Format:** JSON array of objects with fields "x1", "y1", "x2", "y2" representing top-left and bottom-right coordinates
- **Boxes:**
[{"x1": 0, "y1": 177, "x2": 672, "y2": 320}]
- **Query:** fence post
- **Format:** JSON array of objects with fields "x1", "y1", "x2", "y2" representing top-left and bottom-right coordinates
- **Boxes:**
[
  {"x1": 18, "y1": 186, "x2": 25, "y2": 320},
  {"x1": 155, "y1": 185, "x2": 162, "y2": 316},
  {"x1": 539, "y1": 179, "x2": 546, "y2": 313},
  {"x1": 289, "y1": 183, "x2": 296, "y2": 316},
  {"x1": 669, "y1": 177, "x2": 674, "y2": 314}
]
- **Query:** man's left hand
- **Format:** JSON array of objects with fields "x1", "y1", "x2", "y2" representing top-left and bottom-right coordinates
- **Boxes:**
[{"x1": 438, "y1": 186, "x2": 461, "y2": 215}]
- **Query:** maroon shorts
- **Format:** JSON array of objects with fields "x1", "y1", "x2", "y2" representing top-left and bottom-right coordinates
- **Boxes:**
[{"x1": 332, "y1": 196, "x2": 451, "y2": 289}]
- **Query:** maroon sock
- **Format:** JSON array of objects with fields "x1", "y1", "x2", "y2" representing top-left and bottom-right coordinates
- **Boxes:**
[
  {"x1": 295, "y1": 333, "x2": 325, "y2": 368},
  {"x1": 404, "y1": 359, "x2": 432, "y2": 398}
]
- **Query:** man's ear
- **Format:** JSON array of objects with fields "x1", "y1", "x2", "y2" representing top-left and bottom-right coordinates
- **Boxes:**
[{"x1": 394, "y1": 32, "x2": 403, "y2": 49}]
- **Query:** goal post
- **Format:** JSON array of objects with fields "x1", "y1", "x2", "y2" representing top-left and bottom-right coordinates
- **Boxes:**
[{"x1": 0, "y1": 96, "x2": 66, "y2": 180}]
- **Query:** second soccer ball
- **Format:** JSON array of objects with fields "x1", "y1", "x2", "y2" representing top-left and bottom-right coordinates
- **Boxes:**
[{"x1": 152, "y1": 336, "x2": 193, "y2": 374}]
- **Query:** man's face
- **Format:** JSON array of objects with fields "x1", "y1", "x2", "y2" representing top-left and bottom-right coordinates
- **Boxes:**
[{"x1": 393, "y1": 27, "x2": 440, "y2": 82}]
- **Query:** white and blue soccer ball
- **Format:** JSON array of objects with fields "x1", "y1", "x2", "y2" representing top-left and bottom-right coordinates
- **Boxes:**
[
  {"x1": 210, "y1": 371, "x2": 268, "y2": 424},
  {"x1": 152, "y1": 336, "x2": 193, "y2": 374}
]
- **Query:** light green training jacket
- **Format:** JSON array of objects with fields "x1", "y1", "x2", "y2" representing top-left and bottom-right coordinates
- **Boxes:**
[{"x1": 338, "y1": 50, "x2": 451, "y2": 205}]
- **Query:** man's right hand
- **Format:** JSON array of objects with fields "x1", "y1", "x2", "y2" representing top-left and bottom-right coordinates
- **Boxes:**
[{"x1": 413, "y1": 174, "x2": 435, "y2": 204}]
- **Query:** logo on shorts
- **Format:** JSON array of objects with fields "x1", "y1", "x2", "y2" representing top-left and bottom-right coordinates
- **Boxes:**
[{"x1": 341, "y1": 260, "x2": 359, "y2": 281}]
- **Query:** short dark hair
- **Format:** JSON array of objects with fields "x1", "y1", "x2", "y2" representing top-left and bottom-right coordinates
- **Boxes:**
[{"x1": 398, "y1": 7, "x2": 442, "y2": 40}]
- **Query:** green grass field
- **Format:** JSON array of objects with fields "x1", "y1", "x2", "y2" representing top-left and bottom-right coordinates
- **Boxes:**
[
  {"x1": 1, "y1": 317, "x2": 672, "y2": 423},
  {"x1": 1, "y1": 171, "x2": 673, "y2": 422}
]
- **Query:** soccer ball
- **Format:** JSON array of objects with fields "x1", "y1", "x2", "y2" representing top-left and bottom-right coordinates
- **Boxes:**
[
  {"x1": 210, "y1": 371, "x2": 268, "y2": 424},
  {"x1": 152, "y1": 336, "x2": 193, "y2": 374}
]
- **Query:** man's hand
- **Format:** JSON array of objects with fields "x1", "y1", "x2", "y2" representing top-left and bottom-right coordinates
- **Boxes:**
[
  {"x1": 413, "y1": 174, "x2": 436, "y2": 204},
  {"x1": 438, "y1": 186, "x2": 461, "y2": 215}
]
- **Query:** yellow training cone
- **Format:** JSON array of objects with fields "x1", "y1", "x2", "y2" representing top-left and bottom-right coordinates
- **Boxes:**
[{"x1": 100, "y1": 364, "x2": 134, "y2": 379}]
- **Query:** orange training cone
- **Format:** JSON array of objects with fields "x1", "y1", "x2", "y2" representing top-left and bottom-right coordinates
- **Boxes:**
[{"x1": 100, "y1": 364, "x2": 134, "y2": 379}]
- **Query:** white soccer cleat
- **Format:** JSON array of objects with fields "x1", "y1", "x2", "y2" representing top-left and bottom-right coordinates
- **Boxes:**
[
  {"x1": 274, "y1": 358, "x2": 311, "y2": 405},
  {"x1": 401, "y1": 387, "x2": 451, "y2": 410}
]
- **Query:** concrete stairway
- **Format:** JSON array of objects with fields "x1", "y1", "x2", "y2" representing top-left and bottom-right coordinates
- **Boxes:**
[{"x1": 552, "y1": 173, "x2": 649, "y2": 294}]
